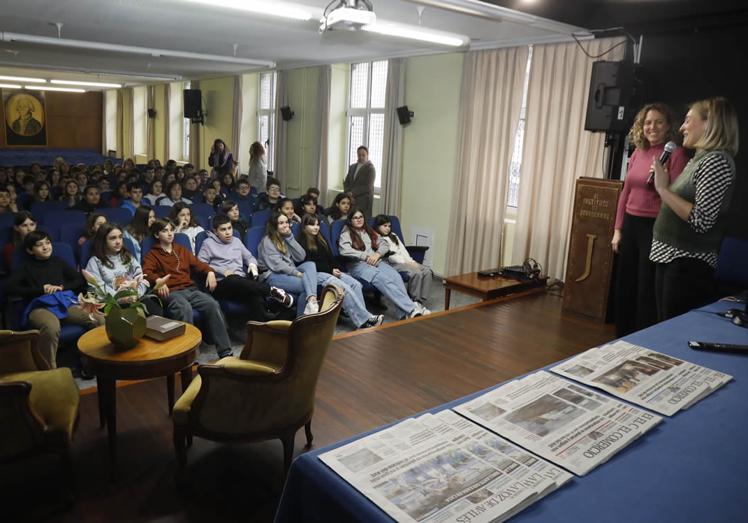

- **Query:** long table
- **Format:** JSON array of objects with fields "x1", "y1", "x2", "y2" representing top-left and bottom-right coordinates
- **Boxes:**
[{"x1": 275, "y1": 300, "x2": 748, "y2": 522}]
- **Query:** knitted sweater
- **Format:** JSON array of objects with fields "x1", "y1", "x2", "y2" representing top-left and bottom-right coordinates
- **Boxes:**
[
  {"x1": 142, "y1": 243, "x2": 213, "y2": 291},
  {"x1": 85, "y1": 253, "x2": 149, "y2": 297}
]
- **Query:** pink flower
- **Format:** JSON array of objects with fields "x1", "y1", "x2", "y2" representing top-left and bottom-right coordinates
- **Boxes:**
[
  {"x1": 77, "y1": 292, "x2": 104, "y2": 319},
  {"x1": 81, "y1": 270, "x2": 99, "y2": 287}
]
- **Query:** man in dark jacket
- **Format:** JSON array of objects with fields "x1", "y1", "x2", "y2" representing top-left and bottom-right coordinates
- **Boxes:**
[{"x1": 343, "y1": 145, "x2": 375, "y2": 219}]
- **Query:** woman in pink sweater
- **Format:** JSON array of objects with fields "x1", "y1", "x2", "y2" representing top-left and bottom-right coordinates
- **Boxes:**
[{"x1": 612, "y1": 103, "x2": 689, "y2": 336}]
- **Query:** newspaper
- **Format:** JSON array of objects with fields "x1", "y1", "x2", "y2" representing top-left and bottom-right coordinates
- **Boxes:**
[
  {"x1": 550, "y1": 340, "x2": 733, "y2": 416},
  {"x1": 319, "y1": 411, "x2": 572, "y2": 523},
  {"x1": 453, "y1": 371, "x2": 662, "y2": 476}
]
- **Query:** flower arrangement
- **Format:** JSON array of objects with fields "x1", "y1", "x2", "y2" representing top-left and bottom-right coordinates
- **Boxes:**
[{"x1": 78, "y1": 270, "x2": 169, "y2": 319}]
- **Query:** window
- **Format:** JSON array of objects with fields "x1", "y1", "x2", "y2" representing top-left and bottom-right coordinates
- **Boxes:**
[
  {"x1": 507, "y1": 47, "x2": 533, "y2": 208},
  {"x1": 104, "y1": 90, "x2": 117, "y2": 154},
  {"x1": 183, "y1": 81, "x2": 191, "y2": 162},
  {"x1": 347, "y1": 60, "x2": 388, "y2": 189},
  {"x1": 133, "y1": 86, "x2": 147, "y2": 155},
  {"x1": 258, "y1": 71, "x2": 277, "y2": 171}
]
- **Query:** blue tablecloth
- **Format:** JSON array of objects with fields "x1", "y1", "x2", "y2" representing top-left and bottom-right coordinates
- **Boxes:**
[{"x1": 275, "y1": 300, "x2": 748, "y2": 523}]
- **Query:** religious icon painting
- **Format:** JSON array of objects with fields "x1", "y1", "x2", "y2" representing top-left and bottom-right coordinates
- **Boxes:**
[{"x1": 3, "y1": 90, "x2": 48, "y2": 146}]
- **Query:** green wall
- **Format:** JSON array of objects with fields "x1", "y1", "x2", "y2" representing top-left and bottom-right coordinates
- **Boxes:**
[
  {"x1": 400, "y1": 53, "x2": 464, "y2": 275},
  {"x1": 199, "y1": 76, "x2": 236, "y2": 170}
]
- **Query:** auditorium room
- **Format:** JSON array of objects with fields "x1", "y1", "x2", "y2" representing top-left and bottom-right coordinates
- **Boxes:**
[{"x1": 1, "y1": 0, "x2": 747, "y2": 521}]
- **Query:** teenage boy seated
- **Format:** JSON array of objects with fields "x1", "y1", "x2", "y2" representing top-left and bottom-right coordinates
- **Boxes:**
[
  {"x1": 234, "y1": 178, "x2": 253, "y2": 202},
  {"x1": 0, "y1": 187, "x2": 17, "y2": 213},
  {"x1": 142, "y1": 219, "x2": 233, "y2": 359},
  {"x1": 121, "y1": 182, "x2": 144, "y2": 215},
  {"x1": 6, "y1": 231, "x2": 103, "y2": 368},
  {"x1": 198, "y1": 214, "x2": 294, "y2": 321},
  {"x1": 254, "y1": 177, "x2": 283, "y2": 211},
  {"x1": 72, "y1": 185, "x2": 104, "y2": 213}
]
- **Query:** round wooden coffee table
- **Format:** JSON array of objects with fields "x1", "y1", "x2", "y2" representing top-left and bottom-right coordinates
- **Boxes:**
[{"x1": 77, "y1": 324, "x2": 202, "y2": 471}]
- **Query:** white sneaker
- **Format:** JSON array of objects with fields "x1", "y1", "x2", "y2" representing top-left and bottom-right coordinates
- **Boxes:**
[
  {"x1": 416, "y1": 302, "x2": 432, "y2": 315},
  {"x1": 270, "y1": 287, "x2": 294, "y2": 308},
  {"x1": 304, "y1": 299, "x2": 319, "y2": 315},
  {"x1": 408, "y1": 308, "x2": 422, "y2": 319}
]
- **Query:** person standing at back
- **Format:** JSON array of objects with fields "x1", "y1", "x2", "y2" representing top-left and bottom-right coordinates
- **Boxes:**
[
  {"x1": 248, "y1": 141, "x2": 268, "y2": 194},
  {"x1": 209, "y1": 138, "x2": 235, "y2": 179},
  {"x1": 343, "y1": 145, "x2": 375, "y2": 219},
  {"x1": 611, "y1": 103, "x2": 689, "y2": 337}
]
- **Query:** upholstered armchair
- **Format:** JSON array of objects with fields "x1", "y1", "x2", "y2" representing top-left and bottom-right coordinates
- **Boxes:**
[
  {"x1": 0, "y1": 330, "x2": 80, "y2": 479},
  {"x1": 173, "y1": 285, "x2": 343, "y2": 475}
]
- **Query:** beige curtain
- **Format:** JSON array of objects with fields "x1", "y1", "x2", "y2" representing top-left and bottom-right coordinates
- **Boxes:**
[
  {"x1": 445, "y1": 46, "x2": 530, "y2": 275},
  {"x1": 231, "y1": 75, "x2": 243, "y2": 174},
  {"x1": 273, "y1": 70, "x2": 288, "y2": 186},
  {"x1": 189, "y1": 80, "x2": 201, "y2": 168},
  {"x1": 116, "y1": 88, "x2": 134, "y2": 160},
  {"x1": 316, "y1": 65, "x2": 331, "y2": 206},
  {"x1": 381, "y1": 58, "x2": 406, "y2": 216},
  {"x1": 146, "y1": 85, "x2": 156, "y2": 161},
  {"x1": 101, "y1": 94, "x2": 108, "y2": 155},
  {"x1": 116, "y1": 90, "x2": 124, "y2": 158},
  {"x1": 512, "y1": 37, "x2": 626, "y2": 281},
  {"x1": 163, "y1": 85, "x2": 170, "y2": 163}
]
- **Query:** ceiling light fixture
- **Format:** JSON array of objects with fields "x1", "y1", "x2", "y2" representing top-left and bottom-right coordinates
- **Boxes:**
[
  {"x1": 362, "y1": 21, "x2": 469, "y2": 47},
  {"x1": 50, "y1": 79, "x2": 122, "y2": 88},
  {"x1": 0, "y1": 83, "x2": 22, "y2": 89},
  {"x1": 182, "y1": 0, "x2": 313, "y2": 21},
  {"x1": 26, "y1": 85, "x2": 86, "y2": 93},
  {"x1": 0, "y1": 74, "x2": 46, "y2": 83},
  {"x1": 321, "y1": 0, "x2": 376, "y2": 31}
]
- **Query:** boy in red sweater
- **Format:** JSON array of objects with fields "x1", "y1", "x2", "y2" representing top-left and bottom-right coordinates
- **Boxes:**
[{"x1": 142, "y1": 219, "x2": 232, "y2": 358}]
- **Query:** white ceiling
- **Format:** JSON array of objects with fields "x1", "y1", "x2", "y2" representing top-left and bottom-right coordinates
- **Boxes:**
[{"x1": 0, "y1": 0, "x2": 587, "y2": 87}]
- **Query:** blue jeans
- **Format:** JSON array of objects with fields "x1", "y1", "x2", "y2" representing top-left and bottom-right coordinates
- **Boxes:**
[
  {"x1": 347, "y1": 261, "x2": 415, "y2": 318},
  {"x1": 166, "y1": 286, "x2": 231, "y2": 353},
  {"x1": 317, "y1": 272, "x2": 372, "y2": 327},
  {"x1": 266, "y1": 261, "x2": 318, "y2": 316}
]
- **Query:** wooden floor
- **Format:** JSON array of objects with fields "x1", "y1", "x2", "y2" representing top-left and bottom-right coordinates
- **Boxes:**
[{"x1": 7, "y1": 292, "x2": 615, "y2": 522}]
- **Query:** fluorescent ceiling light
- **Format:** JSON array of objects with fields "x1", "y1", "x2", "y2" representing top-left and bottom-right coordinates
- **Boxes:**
[
  {"x1": 26, "y1": 85, "x2": 86, "y2": 93},
  {"x1": 327, "y1": 7, "x2": 377, "y2": 26},
  {"x1": 51, "y1": 79, "x2": 122, "y2": 88},
  {"x1": 182, "y1": 0, "x2": 313, "y2": 21},
  {"x1": 0, "y1": 74, "x2": 46, "y2": 83},
  {"x1": 0, "y1": 83, "x2": 22, "y2": 89},
  {"x1": 363, "y1": 21, "x2": 469, "y2": 47}
]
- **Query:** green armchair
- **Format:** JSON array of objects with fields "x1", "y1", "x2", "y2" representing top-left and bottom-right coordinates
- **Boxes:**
[
  {"x1": 173, "y1": 285, "x2": 343, "y2": 475},
  {"x1": 0, "y1": 329, "x2": 80, "y2": 480}
]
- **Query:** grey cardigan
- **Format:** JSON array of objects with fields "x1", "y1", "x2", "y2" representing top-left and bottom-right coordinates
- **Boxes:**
[{"x1": 257, "y1": 234, "x2": 306, "y2": 279}]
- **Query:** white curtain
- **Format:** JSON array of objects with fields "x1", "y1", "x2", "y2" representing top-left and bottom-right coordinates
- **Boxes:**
[
  {"x1": 146, "y1": 85, "x2": 155, "y2": 160},
  {"x1": 231, "y1": 75, "x2": 243, "y2": 174},
  {"x1": 512, "y1": 37, "x2": 626, "y2": 281},
  {"x1": 316, "y1": 65, "x2": 331, "y2": 206},
  {"x1": 273, "y1": 70, "x2": 288, "y2": 185},
  {"x1": 101, "y1": 93, "x2": 107, "y2": 155},
  {"x1": 381, "y1": 58, "x2": 406, "y2": 216},
  {"x1": 445, "y1": 46, "x2": 530, "y2": 275},
  {"x1": 163, "y1": 85, "x2": 170, "y2": 163}
]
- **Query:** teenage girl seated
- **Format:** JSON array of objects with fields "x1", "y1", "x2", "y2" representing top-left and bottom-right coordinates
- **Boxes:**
[
  {"x1": 338, "y1": 208, "x2": 424, "y2": 319},
  {"x1": 373, "y1": 215, "x2": 432, "y2": 314},
  {"x1": 297, "y1": 213, "x2": 383, "y2": 328},
  {"x1": 219, "y1": 199, "x2": 249, "y2": 238},
  {"x1": 169, "y1": 202, "x2": 205, "y2": 253},
  {"x1": 278, "y1": 197, "x2": 302, "y2": 224},
  {"x1": 78, "y1": 213, "x2": 107, "y2": 247},
  {"x1": 124, "y1": 205, "x2": 155, "y2": 263},
  {"x1": 327, "y1": 192, "x2": 352, "y2": 222}
]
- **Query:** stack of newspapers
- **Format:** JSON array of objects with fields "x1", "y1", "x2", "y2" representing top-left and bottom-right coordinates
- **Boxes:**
[
  {"x1": 319, "y1": 343, "x2": 731, "y2": 522},
  {"x1": 550, "y1": 340, "x2": 733, "y2": 416}
]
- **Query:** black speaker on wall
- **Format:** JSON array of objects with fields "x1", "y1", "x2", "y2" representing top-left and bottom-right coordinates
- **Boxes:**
[
  {"x1": 183, "y1": 89, "x2": 202, "y2": 119},
  {"x1": 280, "y1": 106, "x2": 294, "y2": 121},
  {"x1": 584, "y1": 61, "x2": 642, "y2": 133},
  {"x1": 397, "y1": 105, "x2": 414, "y2": 125}
]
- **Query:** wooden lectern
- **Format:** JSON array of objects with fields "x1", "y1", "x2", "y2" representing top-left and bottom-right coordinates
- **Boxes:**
[{"x1": 563, "y1": 177, "x2": 623, "y2": 321}]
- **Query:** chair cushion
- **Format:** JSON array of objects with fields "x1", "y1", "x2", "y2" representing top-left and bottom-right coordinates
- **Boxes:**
[{"x1": 0, "y1": 368, "x2": 79, "y2": 440}]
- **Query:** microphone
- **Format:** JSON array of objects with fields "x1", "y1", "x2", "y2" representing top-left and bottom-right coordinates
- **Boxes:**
[{"x1": 647, "y1": 141, "x2": 677, "y2": 186}]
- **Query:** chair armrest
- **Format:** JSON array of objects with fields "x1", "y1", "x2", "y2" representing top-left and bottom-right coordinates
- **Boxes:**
[
  {"x1": 405, "y1": 245, "x2": 428, "y2": 264},
  {"x1": 0, "y1": 381, "x2": 46, "y2": 460},
  {"x1": 212, "y1": 356, "x2": 282, "y2": 377},
  {"x1": 240, "y1": 320, "x2": 292, "y2": 365},
  {"x1": 0, "y1": 329, "x2": 49, "y2": 373}
]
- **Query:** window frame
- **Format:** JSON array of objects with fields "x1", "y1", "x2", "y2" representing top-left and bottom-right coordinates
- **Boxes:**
[{"x1": 258, "y1": 71, "x2": 277, "y2": 172}]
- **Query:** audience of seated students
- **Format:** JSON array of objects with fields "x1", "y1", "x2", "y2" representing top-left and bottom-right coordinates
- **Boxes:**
[
  {"x1": 145, "y1": 179, "x2": 165, "y2": 206},
  {"x1": 182, "y1": 176, "x2": 200, "y2": 201},
  {"x1": 72, "y1": 185, "x2": 104, "y2": 213},
  {"x1": 59, "y1": 179, "x2": 80, "y2": 208},
  {"x1": 278, "y1": 197, "x2": 302, "y2": 224},
  {"x1": 84, "y1": 223, "x2": 163, "y2": 316},
  {"x1": 20, "y1": 175, "x2": 35, "y2": 197},
  {"x1": 159, "y1": 181, "x2": 192, "y2": 207},
  {"x1": 327, "y1": 192, "x2": 352, "y2": 222},
  {"x1": 219, "y1": 172, "x2": 235, "y2": 197},
  {"x1": 6, "y1": 230, "x2": 103, "y2": 368},
  {"x1": 0, "y1": 186, "x2": 18, "y2": 214},
  {"x1": 121, "y1": 182, "x2": 144, "y2": 216},
  {"x1": 109, "y1": 181, "x2": 129, "y2": 208},
  {"x1": 373, "y1": 215, "x2": 433, "y2": 314},
  {"x1": 142, "y1": 219, "x2": 233, "y2": 359},
  {"x1": 202, "y1": 184, "x2": 221, "y2": 210},
  {"x1": 339, "y1": 208, "x2": 424, "y2": 319},
  {"x1": 255, "y1": 177, "x2": 282, "y2": 211},
  {"x1": 31, "y1": 181, "x2": 51, "y2": 207},
  {"x1": 220, "y1": 199, "x2": 249, "y2": 238},
  {"x1": 4, "y1": 211, "x2": 36, "y2": 268},
  {"x1": 78, "y1": 213, "x2": 107, "y2": 247},
  {"x1": 170, "y1": 202, "x2": 204, "y2": 253},
  {"x1": 233, "y1": 178, "x2": 253, "y2": 204},
  {"x1": 258, "y1": 211, "x2": 320, "y2": 316},
  {"x1": 296, "y1": 193, "x2": 325, "y2": 222},
  {"x1": 124, "y1": 205, "x2": 155, "y2": 263},
  {"x1": 297, "y1": 213, "x2": 383, "y2": 329},
  {"x1": 198, "y1": 214, "x2": 294, "y2": 321}
]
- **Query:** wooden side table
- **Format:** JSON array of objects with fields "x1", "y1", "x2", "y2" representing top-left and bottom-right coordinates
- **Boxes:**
[
  {"x1": 443, "y1": 272, "x2": 547, "y2": 309},
  {"x1": 77, "y1": 324, "x2": 202, "y2": 471}
]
